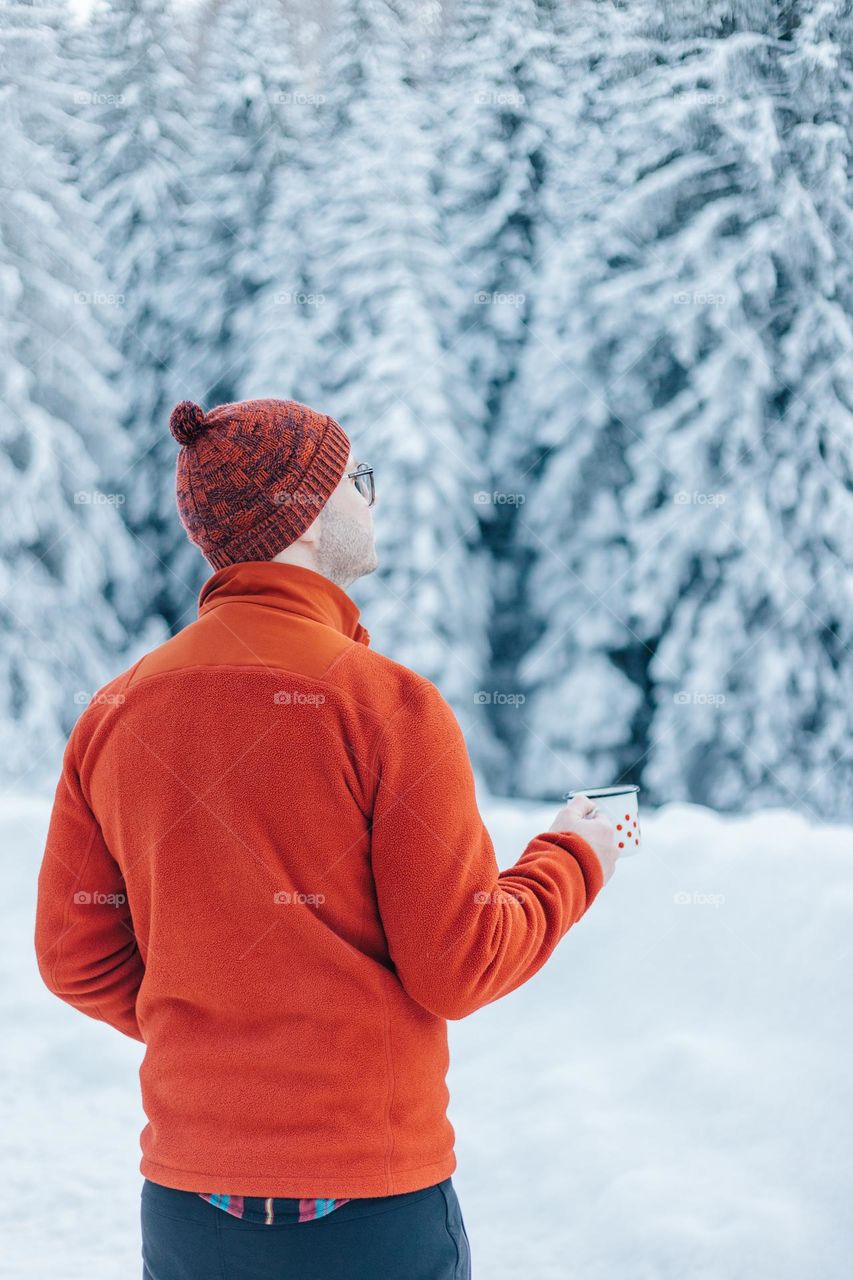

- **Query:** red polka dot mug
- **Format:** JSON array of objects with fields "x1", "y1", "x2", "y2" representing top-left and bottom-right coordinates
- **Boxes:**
[{"x1": 562, "y1": 785, "x2": 641, "y2": 857}]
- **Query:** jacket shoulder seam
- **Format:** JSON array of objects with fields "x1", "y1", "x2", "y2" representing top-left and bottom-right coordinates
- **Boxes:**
[{"x1": 124, "y1": 659, "x2": 390, "y2": 737}]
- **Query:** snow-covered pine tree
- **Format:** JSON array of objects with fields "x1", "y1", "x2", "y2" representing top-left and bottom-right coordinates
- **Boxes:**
[
  {"x1": 73, "y1": 0, "x2": 201, "y2": 630},
  {"x1": 488, "y1": 0, "x2": 627, "y2": 479},
  {"x1": 512, "y1": 0, "x2": 853, "y2": 819},
  {"x1": 432, "y1": 0, "x2": 584, "y2": 781},
  {"x1": 235, "y1": 1, "x2": 333, "y2": 409},
  {"x1": 634, "y1": 0, "x2": 853, "y2": 819},
  {"x1": 482, "y1": 0, "x2": 640, "y2": 798},
  {"x1": 0, "y1": 0, "x2": 161, "y2": 787},
  {"x1": 172, "y1": 0, "x2": 305, "y2": 409},
  {"x1": 291, "y1": 0, "x2": 498, "y2": 772},
  {"x1": 434, "y1": 0, "x2": 552, "y2": 448},
  {"x1": 158, "y1": 0, "x2": 313, "y2": 600}
]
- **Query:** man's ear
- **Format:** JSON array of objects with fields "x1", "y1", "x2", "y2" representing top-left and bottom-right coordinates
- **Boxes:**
[{"x1": 297, "y1": 507, "x2": 323, "y2": 547}]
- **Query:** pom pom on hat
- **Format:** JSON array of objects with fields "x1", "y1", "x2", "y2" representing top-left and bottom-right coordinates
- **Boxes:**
[{"x1": 170, "y1": 401, "x2": 207, "y2": 446}]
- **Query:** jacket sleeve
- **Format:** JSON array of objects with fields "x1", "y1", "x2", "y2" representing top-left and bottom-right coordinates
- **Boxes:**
[
  {"x1": 34, "y1": 728, "x2": 145, "y2": 1042},
  {"x1": 368, "y1": 679, "x2": 605, "y2": 1020}
]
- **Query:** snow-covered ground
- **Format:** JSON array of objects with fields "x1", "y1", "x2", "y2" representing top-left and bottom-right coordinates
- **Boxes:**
[{"x1": 4, "y1": 793, "x2": 851, "y2": 1279}]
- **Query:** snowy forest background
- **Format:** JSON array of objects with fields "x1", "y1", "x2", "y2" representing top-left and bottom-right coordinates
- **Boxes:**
[{"x1": 2, "y1": 0, "x2": 852, "y2": 820}]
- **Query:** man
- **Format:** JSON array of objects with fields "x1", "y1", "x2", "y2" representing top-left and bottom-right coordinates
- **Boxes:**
[{"x1": 35, "y1": 397, "x2": 619, "y2": 1279}]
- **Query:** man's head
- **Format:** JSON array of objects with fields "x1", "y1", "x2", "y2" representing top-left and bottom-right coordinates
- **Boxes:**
[
  {"x1": 272, "y1": 449, "x2": 378, "y2": 589},
  {"x1": 170, "y1": 398, "x2": 378, "y2": 588}
]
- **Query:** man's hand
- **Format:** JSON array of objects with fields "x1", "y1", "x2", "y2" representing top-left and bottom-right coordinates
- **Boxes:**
[{"x1": 548, "y1": 793, "x2": 620, "y2": 886}]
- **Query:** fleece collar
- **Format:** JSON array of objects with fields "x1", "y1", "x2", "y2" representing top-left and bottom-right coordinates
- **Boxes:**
[{"x1": 198, "y1": 560, "x2": 371, "y2": 646}]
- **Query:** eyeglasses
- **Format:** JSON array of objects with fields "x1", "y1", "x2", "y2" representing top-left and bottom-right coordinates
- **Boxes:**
[{"x1": 347, "y1": 463, "x2": 375, "y2": 507}]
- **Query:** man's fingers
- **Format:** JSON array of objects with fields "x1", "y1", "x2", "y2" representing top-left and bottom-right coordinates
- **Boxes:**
[{"x1": 569, "y1": 792, "x2": 598, "y2": 818}]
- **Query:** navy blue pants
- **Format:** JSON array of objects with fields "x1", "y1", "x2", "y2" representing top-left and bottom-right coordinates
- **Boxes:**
[{"x1": 141, "y1": 1177, "x2": 472, "y2": 1279}]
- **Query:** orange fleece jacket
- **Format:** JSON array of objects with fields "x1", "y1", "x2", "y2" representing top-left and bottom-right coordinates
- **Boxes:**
[{"x1": 34, "y1": 560, "x2": 605, "y2": 1197}]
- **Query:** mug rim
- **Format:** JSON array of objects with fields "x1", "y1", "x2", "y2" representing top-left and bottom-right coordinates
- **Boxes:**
[{"x1": 564, "y1": 785, "x2": 640, "y2": 799}]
